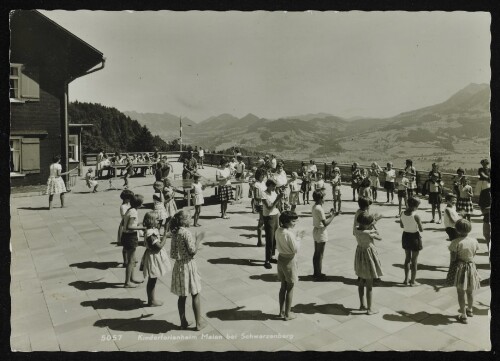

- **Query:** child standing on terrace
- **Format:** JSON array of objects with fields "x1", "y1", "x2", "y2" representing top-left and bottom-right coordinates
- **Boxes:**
[
  {"x1": 354, "y1": 213, "x2": 383, "y2": 315},
  {"x1": 400, "y1": 197, "x2": 424, "y2": 286},
  {"x1": 457, "y1": 177, "x2": 474, "y2": 221},
  {"x1": 122, "y1": 194, "x2": 146, "y2": 288},
  {"x1": 276, "y1": 211, "x2": 303, "y2": 321},
  {"x1": 312, "y1": 190, "x2": 336, "y2": 280},
  {"x1": 191, "y1": 174, "x2": 204, "y2": 227},
  {"x1": 288, "y1": 172, "x2": 301, "y2": 212},
  {"x1": 450, "y1": 219, "x2": 481, "y2": 324},
  {"x1": 170, "y1": 210, "x2": 205, "y2": 330},
  {"x1": 85, "y1": 168, "x2": 99, "y2": 193},
  {"x1": 428, "y1": 165, "x2": 443, "y2": 224},
  {"x1": 141, "y1": 212, "x2": 171, "y2": 306},
  {"x1": 153, "y1": 181, "x2": 168, "y2": 233},
  {"x1": 117, "y1": 189, "x2": 134, "y2": 267},
  {"x1": 162, "y1": 178, "x2": 178, "y2": 231},
  {"x1": 330, "y1": 167, "x2": 342, "y2": 214},
  {"x1": 395, "y1": 170, "x2": 409, "y2": 217},
  {"x1": 383, "y1": 162, "x2": 396, "y2": 204},
  {"x1": 368, "y1": 162, "x2": 382, "y2": 202},
  {"x1": 300, "y1": 161, "x2": 311, "y2": 204},
  {"x1": 253, "y1": 169, "x2": 267, "y2": 247},
  {"x1": 351, "y1": 162, "x2": 363, "y2": 202}
]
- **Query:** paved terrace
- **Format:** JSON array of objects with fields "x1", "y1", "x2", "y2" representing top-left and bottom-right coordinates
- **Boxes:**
[{"x1": 10, "y1": 162, "x2": 491, "y2": 351}]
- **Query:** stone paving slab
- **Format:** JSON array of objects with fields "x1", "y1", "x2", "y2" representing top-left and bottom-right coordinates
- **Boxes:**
[{"x1": 10, "y1": 162, "x2": 491, "y2": 351}]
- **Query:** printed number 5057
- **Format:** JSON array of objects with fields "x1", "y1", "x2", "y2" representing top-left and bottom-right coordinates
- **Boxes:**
[{"x1": 101, "y1": 335, "x2": 122, "y2": 341}]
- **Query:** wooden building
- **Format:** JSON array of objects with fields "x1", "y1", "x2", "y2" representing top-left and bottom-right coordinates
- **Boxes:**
[{"x1": 10, "y1": 10, "x2": 104, "y2": 187}]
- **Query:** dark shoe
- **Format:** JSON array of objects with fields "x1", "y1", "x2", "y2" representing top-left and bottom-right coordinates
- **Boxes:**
[
  {"x1": 456, "y1": 315, "x2": 468, "y2": 324},
  {"x1": 466, "y1": 309, "x2": 474, "y2": 317},
  {"x1": 257, "y1": 242, "x2": 263, "y2": 247},
  {"x1": 270, "y1": 258, "x2": 277, "y2": 264},
  {"x1": 264, "y1": 262, "x2": 272, "y2": 269}
]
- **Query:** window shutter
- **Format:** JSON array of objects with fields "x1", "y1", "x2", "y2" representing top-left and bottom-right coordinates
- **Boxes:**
[
  {"x1": 20, "y1": 65, "x2": 40, "y2": 100},
  {"x1": 21, "y1": 138, "x2": 40, "y2": 174}
]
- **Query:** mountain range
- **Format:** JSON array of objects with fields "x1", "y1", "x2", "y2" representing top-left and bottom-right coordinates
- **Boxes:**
[{"x1": 125, "y1": 83, "x2": 490, "y2": 170}]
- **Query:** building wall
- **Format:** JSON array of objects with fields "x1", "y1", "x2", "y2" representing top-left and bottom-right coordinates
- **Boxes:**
[{"x1": 10, "y1": 76, "x2": 63, "y2": 187}]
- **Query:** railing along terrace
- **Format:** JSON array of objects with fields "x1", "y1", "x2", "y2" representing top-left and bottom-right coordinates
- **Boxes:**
[{"x1": 84, "y1": 151, "x2": 483, "y2": 200}]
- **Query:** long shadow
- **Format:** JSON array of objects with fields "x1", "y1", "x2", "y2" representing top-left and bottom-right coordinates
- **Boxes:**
[
  {"x1": 239, "y1": 233, "x2": 258, "y2": 239},
  {"x1": 207, "y1": 258, "x2": 263, "y2": 267},
  {"x1": 203, "y1": 241, "x2": 255, "y2": 248},
  {"x1": 70, "y1": 191, "x2": 93, "y2": 194},
  {"x1": 249, "y1": 274, "x2": 279, "y2": 282},
  {"x1": 298, "y1": 275, "x2": 403, "y2": 287},
  {"x1": 477, "y1": 238, "x2": 488, "y2": 244},
  {"x1": 292, "y1": 303, "x2": 356, "y2": 316},
  {"x1": 230, "y1": 226, "x2": 256, "y2": 231},
  {"x1": 393, "y1": 263, "x2": 447, "y2": 272},
  {"x1": 94, "y1": 315, "x2": 179, "y2": 333},
  {"x1": 476, "y1": 263, "x2": 491, "y2": 270},
  {"x1": 480, "y1": 278, "x2": 490, "y2": 287},
  {"x1": 199, "y1": 215, "x2": 220, "y2": 220},
  {"x1": 17, "y1": 206, "x2": 49, "y2": 211},
  {"x1": 384, "y1": 311, "x2": 458, "y2": 326},
  {"x1": 476, "y1": 251, "x2": 489, "y2": 256},
  {"x1": 226, "y1": 211, "x2": 249, "y2": 215},
  {"x1": 81, "y1": 298, "x2": 145, "y2": 311},
  {"x1": 70, "y1": 261, "x2": 121, "y2": 270},
  {"x1": 69, "y1": 280, "x2": 123, "y2": 290},
  {"x1": 339, "y1": 211, "x2": 356, "y2": 215},
  {"x1": 206, "y1": 306, "x2": 279, "y2": 321},
  {"x1": 415, "y1": 278, "x2": 447, "y2": 292}
]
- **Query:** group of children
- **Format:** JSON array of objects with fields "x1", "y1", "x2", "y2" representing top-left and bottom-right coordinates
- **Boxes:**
[{"x1": 106, "y1": 156, "x2": 488, "y2": 329}]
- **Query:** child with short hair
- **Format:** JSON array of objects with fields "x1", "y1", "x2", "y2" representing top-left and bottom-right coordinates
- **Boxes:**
[
  {"x1": 314, "y1": 172, "x2": 326, "y2": 195},
  {"x1": 353, "y1": 197, "x2": 381, "y2": 235},
  {"x1": 443, "y1": 194, "x2": 461, "y2": 241},
  {"x1": 276, "y1": 211, "x2": 303, "y2": 320},
  {"x1": 354, "y1": 213, "x2": 383, "y2": 315},
  {"x1": 351, "y1": 163, "x2": 362, "y2": 202},
  {"x1": 288, "y1": 172, "x2": 301, "y2": 212},
  {"x1": 395, "y1": 170, "x2": 409, "y2": 217},
  {"x1": 453, "y1": 168, "x2": 465, "y2": 198},
  {"x1": 383, "y1": 162, "x2": 396, "y2": 203},
  {"x1": 330, "y1": 167, "x2": 342, "y2": 214},
  {"x1": 400, "y1": 197, "x2": 424, "y2": 286},
  {"x1": 170, "y1": 209, "x2": 205, "y2": 330},
  {"x1": 253, "y1": 169, "x2": 267, "y2": 247},
  {"x1": 358, "y1": 177, "x2": 372, "y2": 202},
  {"x1": 312, "y1": 190, "x2": 336, "y2": 280},
  {"x1": 191, "y1": 174, "x2": 205, "y2": 227},
  {"x1": 300, "y1": 161, "x2": 311, "y2": 204},
  {"x1": 153, "y1": 181, "x2": 168, "y2": 232},
  {"x1": 123, "y1": 155, "x2": 134, "y2": 189},
  {"x1": 85, "y1": 168, "x2": 99, "y2": 193},
  {"x1": 122, "y1": 194, "x2": 146, "y2": 287},
  {"x1": 449, "y1": 219, "x2": 481, "y2": 324},
  {"x1": 118, "y1": 189, "x2": 135, "y2": 267},
  {"x1": 428, "y1": 169, "x2": 443, "y2": 224},
  {"x1": 141, "y1": 212, "x2": 171, "y2": 306}
]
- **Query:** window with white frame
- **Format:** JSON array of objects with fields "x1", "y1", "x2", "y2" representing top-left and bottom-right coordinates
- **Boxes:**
[{"x1": 10, "y1": 63, "x2": 40, "y2": 101}]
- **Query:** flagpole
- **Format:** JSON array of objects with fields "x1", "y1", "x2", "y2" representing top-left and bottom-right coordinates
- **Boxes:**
[{"x1": 179, "y1": 116, "x2": 182, "y2": 152}]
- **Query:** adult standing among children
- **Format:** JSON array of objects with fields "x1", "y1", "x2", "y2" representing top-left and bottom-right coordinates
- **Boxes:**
[
  {"x1": 475, "y1": 159, "x2": 490, "y2": 197},
  {"x1": 262, "y1": 179, "x2": 283, "y2": 269},
  {"x1": 405, "y1": 159, "x2": 417, "y2": 198},
  {"x1": 182, "y1": 151, "x2": 198, "y2": 180},
  {"x1": 216, "y1": 157, "x2": 233, "y2": 219},
  {"x1": 46, "y1": 155, "x2": 71, "y2": 209}
]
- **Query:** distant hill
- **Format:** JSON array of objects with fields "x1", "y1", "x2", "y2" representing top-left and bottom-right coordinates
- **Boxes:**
[
  {"x1": 123, "y1": 83, "x2": 490, "y2": 170},
  {"x1": 123, "y1": 111, "x2": 196, "y2": 141},
  {"x1": 69, "y1": 102, "x2": 170, "y2": 153}
]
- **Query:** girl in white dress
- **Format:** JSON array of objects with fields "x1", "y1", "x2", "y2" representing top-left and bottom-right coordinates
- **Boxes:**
[
  {"x1": 46, "y1": 155, "x2": 68, "y2": 209},
  {"x1": 191, "y1": 174, "x2": 205, "y2": 227}
]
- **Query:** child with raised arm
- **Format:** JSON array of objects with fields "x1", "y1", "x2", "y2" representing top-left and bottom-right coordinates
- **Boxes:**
[
  {"x1": 400, "y1": 197, "x2": 424, "y2": 286},
  {"x1": 354, "y1": 213, "x2": 383, "y2": 315},
  {"x1": 122, "y1": 194, "x2": 147, "y2": 288},
  {"x1": 153, "y1": 181, "x2": 168, "y2": 232},
  {"x1": 117, "y1": 189, "x2": 134, "y2": 267},
  {"x1": 368, "y1": 162, "x2": 382, "y2": 203},
  {"x1": 312, "y1": 190, "x2": 337, "y2": 280},
  {"x1": 170, "y1": 209, "x2": 205, "y2": 330},
  {"x1": 142, "y1": 212, "x2": 171, "y2": 306},
  {"x1": 314, "y1": 172, "x2": 326, "y2": 195},
  {"x1": 395, "y1": 170, "x2": 409, "y2": 217},
  {"x1": 353, "y1": 197, "x2": 381, "y2": 235},
  {"x1": 276, "y1": 211, "x2": 303, "y2": 321},
  {"x1": 330, "y1": 167, "x2": 342, "y2": 214},
  {"x1": 191, "y1": 174, "x2": 205, "y2": 227},
  {"x1": 358, "y1": 177, "x2": 373, "y2": 202},
  {"x1": 444, "y1": 194, "x2": 461, "y2": 241},
  {"x1": 85, "y1": 168, "x2": 99, "y2": 193},
  {"x1": 450, "y1": 219, "x2": 481, "y2": 324}
]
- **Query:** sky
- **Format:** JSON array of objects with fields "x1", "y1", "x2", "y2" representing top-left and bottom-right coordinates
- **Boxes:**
[{"x1": 39, "y1": 10, "x2": 491, "y2": 122}]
